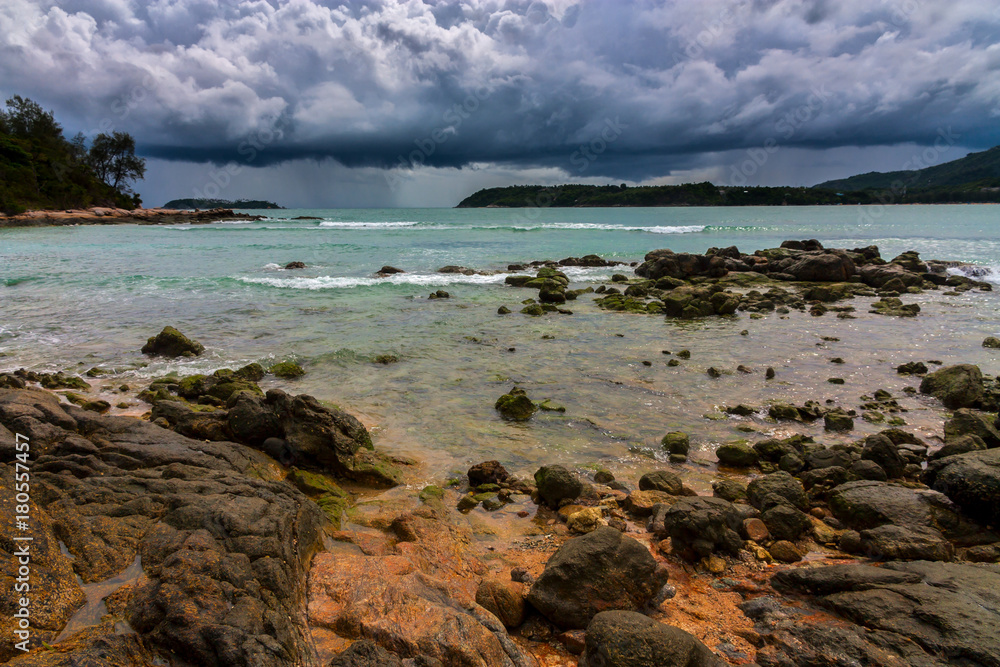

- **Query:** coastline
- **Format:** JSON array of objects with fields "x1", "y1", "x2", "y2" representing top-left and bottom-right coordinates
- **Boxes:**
[
  {"x1": 2, "y1": 239, "x2": 999, "y2": 665},
  {"x1": 0, "y1": 206, "x2": 262, "y2": 228}
]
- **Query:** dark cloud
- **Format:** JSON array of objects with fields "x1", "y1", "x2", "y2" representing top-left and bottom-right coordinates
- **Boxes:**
[{"x1": 1, "y1": 0, "x2": 999, "y2": 198}]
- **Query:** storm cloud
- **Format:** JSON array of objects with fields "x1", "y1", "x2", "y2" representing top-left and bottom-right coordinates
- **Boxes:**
[{"x1": 2, "y1": 0, "x2": 999, "y2": 205}]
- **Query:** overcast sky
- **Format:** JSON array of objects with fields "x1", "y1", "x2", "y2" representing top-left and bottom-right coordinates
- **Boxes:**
[{"x1": 2, "y1": 0, "x2": 999, "y2": 207}]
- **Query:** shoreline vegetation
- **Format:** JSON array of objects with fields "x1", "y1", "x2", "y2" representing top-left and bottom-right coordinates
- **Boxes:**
[{"x1": 2, "y1": 239, "x2": 999, "y2": 665}]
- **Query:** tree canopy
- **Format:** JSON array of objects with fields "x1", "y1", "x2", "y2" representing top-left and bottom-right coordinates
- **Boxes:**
[{"x1": 0, "y1": 96, "x2": 144, "y2": 214}]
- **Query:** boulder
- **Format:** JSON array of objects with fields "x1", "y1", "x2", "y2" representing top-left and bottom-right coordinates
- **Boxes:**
[
  {"x1": 925, "y1": 447, "x2": 1000, "y2": 526},
  {"x1": 859, "y1": 524, "x2": 954, "y2": 561},
  {"x1": 534, "y1": 465, "x2": 583, "y2": 508},
  {"x1": 944, "y1": 408, "x2": 1000, "y2": 448},
  {"x1": 476, "y1": 579, "x2": 526, "y2": 629},
  {"x1": 661, "y1": 432, "x2": 690, "y2": 458},
  {"x1": 929, "y1": 434, "x2": 987, "y2": 461},
  {"x1": 269, "y1": 361, "x2": 305, "y2": 378},
  {"x1": 469, "y1": 460, "x2": 510, "y2": 486},
  {"x1": 763, "y1": 561, "x2": 1000, "y2": 666},
  {"x1": 527, "y1": 527, "x2": 669, "y2": 630},
  {"x1": 495, "y1": 388, "x2": 537, "y2": 421},
  {"x1": 785, "y1": 253, "x2": 855, "y2": 282},
  {"x1": 860, "y1": 434, "x2": 906, "y2": 478},
  {"x1": 715, "y1": 442, "x2": 758, "y2": 467},
  {"x1": 140, "y1": 326, "x2": 204, "y2": 357},
  {"x1": 580, "y1": 611, "x2": 724, "y2": 667},
  {"x1": 919, "y1": 364, "x2": 984, "y2": 409},
  {"x1": 761, "y1": 504, "x2": 813, "y2": 542},
  {"x1": 638, "y1": 470, "x2": 683, "y2": 495},
  {"x1": 746, "y1": 471, "x2": 808, "y2": 511},
  {"x1": 657, "y1": 497, "x2": 743, "y2": 560}
]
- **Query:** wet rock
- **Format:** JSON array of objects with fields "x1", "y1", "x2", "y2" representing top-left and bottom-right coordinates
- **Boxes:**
[
  {"x1": 823, "y1": 411, "x2": 854, "y2": 432},
  {"x1": 284, "y1": 261, "x2": 306, "y2": 269},
  {"x1": 269, "y1": 361, "x2": 305, "y2": 378},
  {"x1": 476, "y1": 579, "x2": 526, "y2": 629},
  {"x1": 761, "y1": 504, "x2": 812, "y2": 542},
  {"x1": 657, "y1": 497, "x2": 743, "y2": 560},
  {"x1": 712, "y1": 479, "x2": 747, "y2": 503},
  {"x1": 0, "y1": 387, "x2": 324, "y2": 666},
  {"x1": 919, "y1": 363, "x2": 983, "y2": 409},
  {"x1": 495, "y1": 387, "x2": 536, "y2": 421},
  {"x1": 377, "y1": 265, "x2": 404, "y2": 275},
  {"x1": 427, "y1": 290, "x2": 450, "y2": 299},
  {"x1": 762, "y1": 561, "x2": 1000, "y2": 666},
  {"x1": 625, "y1": 490, "x2": 677, "y2": 517},
  {"x1": 520, "y1": 303, "x2": 544, "y2": 316},
  {"x1": 930, "y1": 434, "x2": 987, "y2": 461},
  {"x1": 925, "y1": 447, "x2": 1000, "y2": 526},
  {"x1": 785, "y1": 253, "x2": 855, "y2": 282},
  {"x1": 567, "y1": 507, "x2": 605, "y2": 534},
  {"x1": 896, "y1": 360, "x2": 928, "y2": 375},
  {"x1": 580, "y1": 610, "x2": 725, "y2": 667},
  {"x1": 743, "y1": 517, "x2": 770, "y2": 542},
  {"x1": 716, "y1": 442, "x2": 758, "y2": 468},
  {"x1": 859, "y1": 524, "x2": 954, "y2": 561},
  {"x1": 309, "y1": 513, "x2": 533, "y2": 667},
  {"x1": 860, "y1": 434, "x2": 906, "y2": 478},
  {"x1": 850, "y1": 459, "x2": 888, "y2": 481},
  {"x1": 983, "y1": 336, "x2": 1000, "y2": 349},
  {"x1": 869, "y1": 297, "x2": 920, "y2": 317},
  {"x1": 527, "y1": 527, "x2": 669, "y2": 630},
  {"x1": 661, "y1": 431, "x2": 690, "y2": 459},
  {"x1": 767, "y1": 541, "x2": 802, "y2": 563},
  {"x1": 638, "y1": 470, "x2": 683, "y2": 495},
  {"x1": 944, "y1": 408, "x2": 1000, "y2": 447},
  {"x1": 140, "y1": 326, "x2": 204, "y2": 357},
  {"x1": 328, "y1": 640, "x2": 404, "y2": 666},
  {"x1": 468, "y1": 460, "x2": 510, "y2": 486},
  {"x1": 497, "y1": 306, "x2": 511, "y2": 314},
  {"x1": 747, "y1": 472, "x2": 808, "y2": 511},
  {"x1": 534, "y1": 464, "x2": 583, "y2": 508}
]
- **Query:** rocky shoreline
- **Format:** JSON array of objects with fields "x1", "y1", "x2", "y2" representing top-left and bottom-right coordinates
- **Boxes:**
[
  {"x1": 0, "y1": 207, "x2": 262, "y2": 228},
  {"x1": 2, "y1": 241, "x2": 999, "y2": 666}
]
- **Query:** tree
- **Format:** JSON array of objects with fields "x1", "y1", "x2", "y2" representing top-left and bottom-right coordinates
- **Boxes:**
[
  {"x1": 87, "y1": 131, "x2": 146, "y2": 194},
  {"x1": 1, "y1": 95, "x2": 63, "y2": 143}
]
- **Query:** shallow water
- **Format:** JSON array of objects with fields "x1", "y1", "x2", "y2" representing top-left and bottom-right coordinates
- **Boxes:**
[{"x1": 2, "y1": 205, "x2": 998, "y2": 486}]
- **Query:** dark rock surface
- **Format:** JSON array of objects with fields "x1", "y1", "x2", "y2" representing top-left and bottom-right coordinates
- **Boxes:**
[
  {"x1": 527, "y1": 526, "x2": 669, "y2": 630},
  {"x1": 758, "y1": 561, "x2": 1000, "y2": 666},
  {"x1": 0, "y1": 387, "x2": 325, "y2": 665},
  {"x1": 580, "y1": 610, "x2": 724, "y2": 667},
  {"x1": 925, "y1": 447, "x2": 1000, "y2": 526},
  {"x1": 140, "y1": 326, "x2": 205, "y2": 357}
]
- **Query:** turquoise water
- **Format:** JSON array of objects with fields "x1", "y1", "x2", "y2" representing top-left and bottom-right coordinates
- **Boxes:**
[{"x1": 2, "y1": 205, "x2": 999, "y2": 487}]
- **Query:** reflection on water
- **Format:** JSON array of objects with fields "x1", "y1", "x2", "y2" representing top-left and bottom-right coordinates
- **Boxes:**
[{"x1": 55, "y1": 555, "x2": 144, "y2": 643}]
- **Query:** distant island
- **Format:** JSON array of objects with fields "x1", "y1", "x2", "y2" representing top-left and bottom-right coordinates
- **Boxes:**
[
  {"x1": 457, "y1": 145, "x2": 1000, "y2": 208},
  {"x1": 163, "y1": 198, "x2": 284, "y2": 209}
]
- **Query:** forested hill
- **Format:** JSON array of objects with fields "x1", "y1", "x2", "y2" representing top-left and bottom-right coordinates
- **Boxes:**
[
  {"x1": 456, "y1": 183, "x2": 868, "y2": 208},
  {"x1": 815, "y1": 146, "x2": 1000, "y2": 193},
  {"x1": 0, "y1": 96, "x2": 141, "y2": 214},
  {"x1": 163, "y1": 198, "x2": 284, "y2": 209}
]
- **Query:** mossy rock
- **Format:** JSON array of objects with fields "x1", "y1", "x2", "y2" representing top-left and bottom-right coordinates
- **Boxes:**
[
  {"x1": 495, "y1": 388, "x2": 537, "y2": 421},
  {"x1": 373, "y1": 354, "x2": 399, "y2": 365},
  {"x1": 39, "y1": 373, "x2": 90, "y2": 391},
  {"x1": 315, "y1": 492, "x2": 351, "y2": 530},
  {"x1": 538, "y1": 399, "x2": 566, "y2": 413},
  {"x1": 343, "y1": 450, "x2": 403, "y2": 488},
  {"x1": 141, "y1": 326, "x2": 205, "y2": 357},
  {"x1": 497, "y1": 306, "x2": 512, "y2": 314},
  {"x1": 234, "y1": 362, "x2": 266, "y2": 382},
  {"x1": 82, "y1": 400, "x2": 111, "y2": 414},
  {"x1": 287, "y1": 468, "x2": 345, "y2": 496},
  {"x1": 419, "y1": 485, "x2": 445, "y2": 503},
  {"x1": 521, "y1": 304, "x2": 545, "y2": 317},
  {"x1": 270, "y1": 361, "x2": 305, "y2": 378},
  {"x1": 61, "y1": 391, "x2": 88, "y2": 406},
  {"x1": 176, "y1": 374, "x2": 207, "y2": 398},
  {"x1": 661, "y1": 432, "x2": 690, "y2": 456},
  {"x1": 716, "y1": 443, "x2": 759, "y2": 467}
]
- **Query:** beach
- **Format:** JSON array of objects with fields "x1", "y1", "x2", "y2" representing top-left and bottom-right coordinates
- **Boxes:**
[{"x1": 2, "y1": 206, "x2": 1000, "y2": 665}]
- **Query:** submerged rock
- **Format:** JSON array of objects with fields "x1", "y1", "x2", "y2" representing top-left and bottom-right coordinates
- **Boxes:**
[
  {"x1": 527, "y1": 526, "x2": 669, "y2": 629},
  {"x1": 140, "y1": 326, "x2": 204, "y2": 357},
  {"x1": 495, "y1": 387, "x2": 537, "y2": 421}
]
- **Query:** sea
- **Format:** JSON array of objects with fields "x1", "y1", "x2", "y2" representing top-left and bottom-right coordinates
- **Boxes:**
[{"x1": 2, "y1": 205, "x2": 998, "y2": 489}]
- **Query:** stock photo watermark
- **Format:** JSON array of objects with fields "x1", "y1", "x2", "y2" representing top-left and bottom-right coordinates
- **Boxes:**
[{"x1": 11, "y1": 432, "x2": 32, "y2": 652}]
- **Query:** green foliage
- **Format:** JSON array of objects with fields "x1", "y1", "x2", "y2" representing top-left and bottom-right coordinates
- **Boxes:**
[
  {"x1": 456, "y1": 183, "x2": 870, "y2": 208},
  {"x1": 87, "y1": 130, "x2": 146, "y2": 195},
  {"x1": 163, "y1": 198, "x2": 284, "y2": 209},
  {"x1": 0, "y1": 96, "x2": 141, "y2": 213},
  {"x1": 816, "y1": 146, "x2": 1000, "y2": 192}
]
